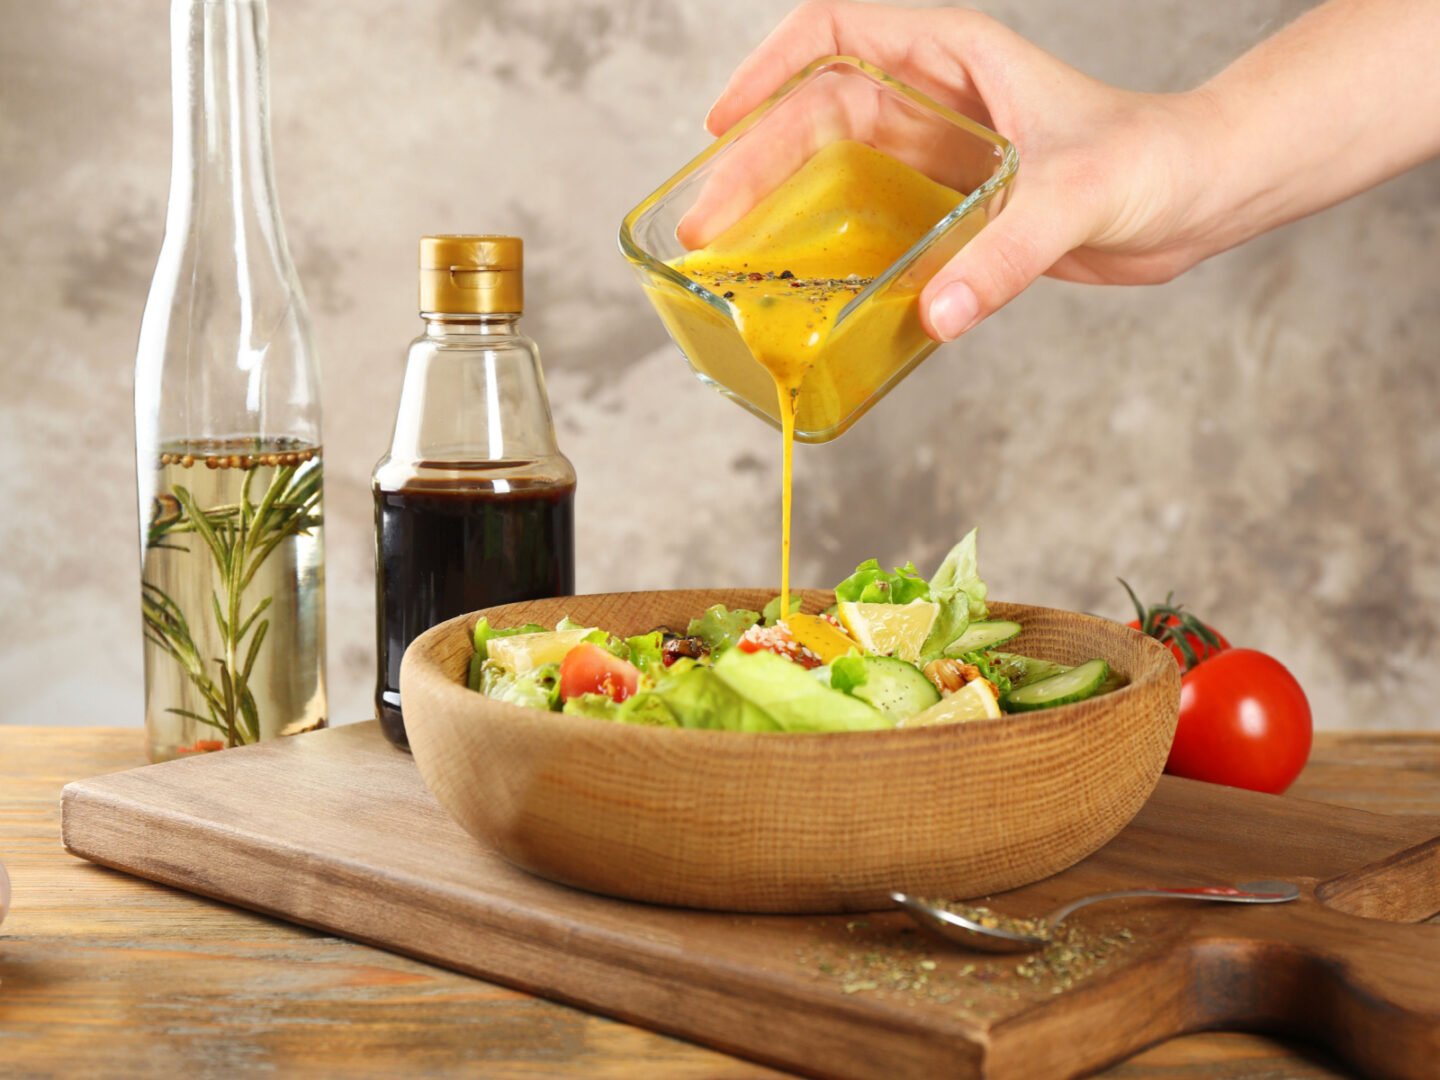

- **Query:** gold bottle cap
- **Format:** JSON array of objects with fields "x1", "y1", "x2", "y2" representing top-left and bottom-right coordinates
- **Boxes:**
[{"x1": 419, "y1": 235, "x2": 523, "y2": 315}]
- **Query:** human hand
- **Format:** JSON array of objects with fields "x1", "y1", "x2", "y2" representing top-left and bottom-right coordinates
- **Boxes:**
[{"x1": 706, "y1": 1, "x2": 1219, "y2": 341}]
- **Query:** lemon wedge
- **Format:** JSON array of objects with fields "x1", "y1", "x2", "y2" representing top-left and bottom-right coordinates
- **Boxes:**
[
  {"x1": 835, "y1": 600, "x2": 939, "y2": 663},
  {"x1": 900, "y1": 678, "x2": 1002, "y2": 727},
  {"x1": 488, "y1": 628, "x2": 595, "y2": 674},
  {"x1": 786, "y1": 613, "x2": 859, "y2": 664}
]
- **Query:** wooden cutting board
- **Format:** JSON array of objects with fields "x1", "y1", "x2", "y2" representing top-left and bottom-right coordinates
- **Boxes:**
[{"x1": 61, "y1": 722, "x2": 1440, "y2": 1080}]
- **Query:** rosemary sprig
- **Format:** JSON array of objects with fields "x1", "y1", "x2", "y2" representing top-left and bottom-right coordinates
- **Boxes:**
[{"x1": 141, "y1": 453, "x2": 323, "y2": 748}]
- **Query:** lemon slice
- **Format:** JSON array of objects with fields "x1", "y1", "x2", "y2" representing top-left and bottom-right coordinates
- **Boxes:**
[
  {"x1": 488, "y1": 628, "x2": 595, "y2": 674},
  {"x1": 835, "y1": 600, "x2": 939, "y2": 663},
  {"x1": 785, "y1": 613, "x2": 859, "y2": 665},
  {"x1": 901, "y1": 678, "x2": 1002, "y2": 727}
]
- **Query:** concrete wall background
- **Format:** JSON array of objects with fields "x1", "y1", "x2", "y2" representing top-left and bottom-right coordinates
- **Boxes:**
[{"x1": 2, "y1": 0, "x2": 1436, "y2": 734}]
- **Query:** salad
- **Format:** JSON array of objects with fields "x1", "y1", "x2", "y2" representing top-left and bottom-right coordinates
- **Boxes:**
[{"x1": 464, "y1": 529, "x2": 1121, "y2": 732}]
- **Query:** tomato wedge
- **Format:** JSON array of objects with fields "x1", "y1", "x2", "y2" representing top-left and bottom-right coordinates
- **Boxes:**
[{"x1": 558, "y1": 643, "x2": 639, "y2": 703}]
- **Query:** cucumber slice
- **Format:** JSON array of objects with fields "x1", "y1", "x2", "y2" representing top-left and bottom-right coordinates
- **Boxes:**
[
  {"x1": 1002, "y1": 658, "x2": 1110, "y2": 713},
  {"x1": 944, "y1": 620, "x2": 1023, "y2": 656},
  {"x1": 831, "y1": 655, "x2": 940, "y2": 724}
]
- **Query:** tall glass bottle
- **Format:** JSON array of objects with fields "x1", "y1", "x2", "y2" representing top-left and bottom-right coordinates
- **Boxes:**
[
  {"x1": 374, "y1": 236, "x2": 576, "y2": 751},
  {"x1": 135, "y1": 0, "x2": 326, "y2": 762}
]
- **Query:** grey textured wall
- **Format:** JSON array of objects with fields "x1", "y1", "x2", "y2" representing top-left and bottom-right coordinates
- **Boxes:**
[{"x1": 2, "y1": 0, "x2": 1437, "y2": 733}]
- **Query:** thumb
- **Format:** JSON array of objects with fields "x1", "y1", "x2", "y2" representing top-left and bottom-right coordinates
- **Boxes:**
[{"x1": 919, "y1": 188, "x2": 1079, "y2": 342}]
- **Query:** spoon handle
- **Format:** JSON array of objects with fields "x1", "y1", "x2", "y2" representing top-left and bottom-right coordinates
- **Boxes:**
[{"x1": 1048, "y1": 884, "x2": 1299, "y2": 927}]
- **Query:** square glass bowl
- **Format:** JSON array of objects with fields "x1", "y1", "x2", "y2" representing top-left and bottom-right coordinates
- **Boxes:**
[{"x1": 619, "y1": 56, "x2": 1018, "y2": 443}]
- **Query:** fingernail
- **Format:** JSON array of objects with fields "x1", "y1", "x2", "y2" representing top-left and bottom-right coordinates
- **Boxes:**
[{"x1": 930, "y1": 281, "x2": 980, "y2": 342}]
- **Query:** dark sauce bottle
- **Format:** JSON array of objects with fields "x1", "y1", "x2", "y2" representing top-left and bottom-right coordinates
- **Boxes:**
[{"x1": 373, "y1": 236, "x2": 576, "y2": 750}]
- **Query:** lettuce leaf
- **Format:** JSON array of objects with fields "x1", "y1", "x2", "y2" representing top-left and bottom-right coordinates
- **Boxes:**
[
  {"x1": 928, "y1": 528, "x2": 989, "y2": 622},
  {"x1": 478, "y1": 659, "x2": 561, "y2": 711},
  {"x1": 686, "y1": 604, "x2": 760, "y2": 654},
  {"x1": 470, "y1": 618, "x2": 548, "y2": 689},
  {"x1": 583, "y1": 628, "x2": 631, "y2": 660},
  {"x1": 712, "y1": 649, "x2": 890, "y2": 733},
  {"x1": 762, "y1": 594, "x2": 802, "y2": 626},
  {"x1": 625, "y1": 631, "x2": 665, "y2": 675},
  {"x1": 654, "y1": 663, "x2": 781, "y2": 732},
  {"x1": 472, "y1": 617, "x2": 547, "y2": 660},
  {"x1": 955, "y1": 650, "x2": 1011, "y2": 696},
  {"x1": 834, "y1": 558, "x2": 931, "y2": 605},
  {"x1": 562, "y1": 690, "x2": 678, "y2": 727},
  {"x1": 920, "y1": 528, "x2": 990, "y2": 659}
]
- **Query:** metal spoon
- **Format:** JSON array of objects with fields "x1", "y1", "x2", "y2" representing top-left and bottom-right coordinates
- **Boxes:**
[{"x1": 891, "y1": 880, "x2": 1300, "y2": 953}]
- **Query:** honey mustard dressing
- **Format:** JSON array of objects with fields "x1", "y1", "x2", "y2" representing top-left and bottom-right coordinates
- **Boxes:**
[{"x1": 669, "y1": 140, "x2": 969, "y2": 614}]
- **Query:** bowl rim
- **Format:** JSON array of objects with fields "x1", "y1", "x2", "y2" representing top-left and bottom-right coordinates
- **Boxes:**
[
  {"x1": 403, "y1": 589, "x2": 1176, "y2": 747},
  {"x1": 616, "y1": 55, "x2": 1020, "y2": 334}
]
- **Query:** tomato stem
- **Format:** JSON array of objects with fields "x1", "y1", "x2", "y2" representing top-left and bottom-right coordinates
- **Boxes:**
[{"x1": 1117, "y1": 578, "x2": 1225, "y2": 672}]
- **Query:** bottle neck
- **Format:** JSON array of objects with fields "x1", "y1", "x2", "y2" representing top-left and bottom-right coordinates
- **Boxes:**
[
  {"x1": 135, "y1": 0, "x2": 319, "y2": 452},
  {"x1": 168, "y1": 0, "x2": 283, "y2": 224},
  {"x1": 422, "y1": 313, "x2": 523, "y2": 337}
]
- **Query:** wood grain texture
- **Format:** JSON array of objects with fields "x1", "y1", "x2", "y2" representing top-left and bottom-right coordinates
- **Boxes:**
[
  {"x1": 54, "y1": 722, "x2": 1440, "y2": 1080},
  {"x1": 1, "y1": 727, "x2": 786, "y2": 1080},
  {"x1": 4, "y1": 727, "x2": 1435, "y2": 1078},
  {"x1": 400, "y1": 591, "x2": 1181, "y2": 912}
]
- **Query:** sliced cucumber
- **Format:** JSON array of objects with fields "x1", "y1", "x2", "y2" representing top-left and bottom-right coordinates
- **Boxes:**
[
  {"x1": 944, "y1": 620, "x2": 1023, "y2": 656},
  {"x1": 987, "y1": 652, "x2": 1071, "y2": 690},
  {"x1": 830, "y1": 655, "x2": 940, "y2": 724},
  {"x1": 1002, "y1": 658, "x2": 1110, "y2": 713}
]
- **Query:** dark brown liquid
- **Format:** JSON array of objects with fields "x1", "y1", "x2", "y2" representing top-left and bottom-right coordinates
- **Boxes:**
[{"x1": 374, "y1": 480, "x2": 575, "y2": 750}]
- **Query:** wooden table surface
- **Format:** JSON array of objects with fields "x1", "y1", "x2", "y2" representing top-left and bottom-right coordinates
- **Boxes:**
[{"x1": 3, "y1": 727, "x2": 1437, "y2": 1078}]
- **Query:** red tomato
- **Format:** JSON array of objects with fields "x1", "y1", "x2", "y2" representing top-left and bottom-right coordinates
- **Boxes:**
[
  {"x1": 1127, "y1": 613, "x2": 1231, "y2": 669},
  {"x1": 1167, "y1": 648, "x2": 1312, "y2": 794},
  {"x1": 558, "y1": 644, "x2": 639, "y2": 703}
]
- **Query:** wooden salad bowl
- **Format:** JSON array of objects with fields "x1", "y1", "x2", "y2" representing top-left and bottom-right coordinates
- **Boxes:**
[{"x1": 400, "y1": 589, "x2": 1181, "y2": 913}]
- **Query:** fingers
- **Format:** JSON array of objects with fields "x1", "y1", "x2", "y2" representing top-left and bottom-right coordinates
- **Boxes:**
[
  {"x1": 919, "y1": 186, "x2": 1084, "y2": 341},
  {"x1": 706, "y1": 1, "x2": 946, "y2": 136}
]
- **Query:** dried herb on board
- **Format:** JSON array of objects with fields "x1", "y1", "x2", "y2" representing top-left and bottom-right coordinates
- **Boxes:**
[{"x1": 793, "y1": 912, "x2": 1142, "y2": 1016}]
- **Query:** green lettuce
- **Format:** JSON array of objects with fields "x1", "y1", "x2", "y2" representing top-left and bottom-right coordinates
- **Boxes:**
[
  {"x1": 562, "y1": 690, "x2": 678, "y2": 727},
  {"x1": 654, "y1": 663, "x2": 781, "y2": 732},
  {"x1": 624, "y1": 631, "x2": 665, "y2": 675},
  {"x1": 583, "y1": 629, "x2": 631, "y2": 659},
  {"x1": 920, "y1": 528, "x2": 990, "y2": 660},
  {"x1": 955, "y1": 650, "x2": 1012, "y2": 696},
  {"x1": 478, "y1": 659, "x2": 561, "y2": 711},
  {"x1": 826, "y1": 656, "x2": 866, "y2": 696},
  {"x1": 834, "y1": 559, "x2": 931, "y2": 605},
  {"x1": 469, "y1": 618, "x2": 547, "y2": 689},
  {"x1": 472, "y1": 617, "x2": 547, "y2": 659},
  {"x1": 712, "y1": 649, "x2": 890, "y2": 733},
  {"x1": 762, "y1": 594, "x2": 803, "y2": 626},
  {"x1": 686, "y1": 604, "x2": 760, "y2": 654},
  {"x1": 928, "y1": 528, "x2": 989, "y2": 622}
]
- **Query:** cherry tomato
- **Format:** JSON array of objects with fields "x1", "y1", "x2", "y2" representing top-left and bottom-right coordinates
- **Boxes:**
[
  {"x1": 558, "y1": 644, "x2": 639, "y2": 703},
  {"x1": 1167, "y1": 648, "x2": 1312, "y2": 794}
]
